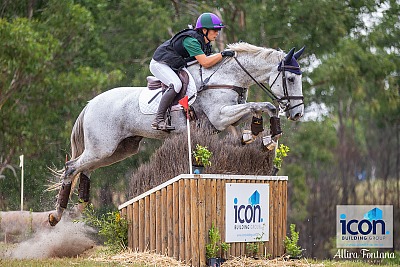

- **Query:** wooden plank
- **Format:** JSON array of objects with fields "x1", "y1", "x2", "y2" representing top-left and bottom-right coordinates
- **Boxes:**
[
  {"x1": 132, "y1": 201, "x2": 139, "y2": 251},
  {"x1": 179, "y1": 179, "x2": 185, "y2": 261},
  {"x1": 161, "y1": 187, "x2": 168, "y2": 255},
  {"x1": 184, "y1": 179, "x2": 192, "y2": 265},
  {"x1": 282, "y1": 181, "x2": 288, "y2": 256},
  {"x1": 273, "y1": 180, "x2": 279, "y2": 257},
  {"x1": 167, "y1": 184, "x2": 174, "y2": 257},
  {"x1": 149, "y1": 192, "x2": 156, "y2": 252},
  {"x1": 173, "y1": 181, "x2": 179, "y2": 259},
  {"x1": 269, "y1": 181, "x2": 275, "y2": 257},
  {"x1": 120, "y1": 207, "x2": 126, "y2": 218},
  {"x1": 198, "y1": 178, "x2": 206, "y2": 267},
  {"x1": 205, "y1": 179, "x2": 213, "y2": 235},
  {"x1": 138, "y1": 198, "x2": 145, "y2": 252},
  {"x1": 277, "y1": 181, "x2": 282, "y2": 256},
  {"x1": 127, "y1": 205, "x2": 133, "y2": 250},
  {"x1": 278, "y1": 181, "x2": 287, "y2": 256},
  {"x1": 144, "y1": 196, "x2": 150, "y2": 250},
  {"x1": 227, "y1": 179, "x2": 235, "y2": 258},
  {"x1": 155, "y1": 190, "x2": 161, "y2": 253},
  {"x1": 191, "y1": 179, "x2": 199, "y2": 267}
]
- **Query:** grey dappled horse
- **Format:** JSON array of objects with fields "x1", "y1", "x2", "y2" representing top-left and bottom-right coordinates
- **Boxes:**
[{"x1": 48, "y1": 42, "x2": 305, "y2": 226}]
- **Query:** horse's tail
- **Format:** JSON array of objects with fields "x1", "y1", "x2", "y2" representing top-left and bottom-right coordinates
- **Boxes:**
[
  {"x1": 45, "y1": 105, "x2": 87, "y2": 193},
  {"x1": 71, "y1": 105, "x2": 87, "y2": 159}
]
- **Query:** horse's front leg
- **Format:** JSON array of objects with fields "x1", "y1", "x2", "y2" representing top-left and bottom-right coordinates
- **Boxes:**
[{"x1": 210, "y1": 102, "x2": 277, "y2": 131}]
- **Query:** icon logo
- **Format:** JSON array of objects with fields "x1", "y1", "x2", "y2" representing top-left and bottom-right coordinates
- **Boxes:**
[
  {"x1": 234, "y1": 190, "x2": 263, "y2": 224},
  {"x1": 336, "y1": 205, "x2": 393, "y2": 248}
]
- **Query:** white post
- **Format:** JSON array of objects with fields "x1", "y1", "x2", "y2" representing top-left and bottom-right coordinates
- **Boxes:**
[
  {"x1": 19, "y1": 154, "x2": 24, "y2": 211},
  {"x1": 186, "y1": 116, "x2": 193, "y2": 174}
]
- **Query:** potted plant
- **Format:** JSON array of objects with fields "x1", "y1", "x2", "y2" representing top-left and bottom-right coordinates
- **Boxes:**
[
  {"x1": 192, "y1": 144, "x2": 212, "y2": 174},
  {"x1": 272, "y1": 144, "x2": 290, "y2": 175},
  {"x1": 245, "y1": 232, "x2": 264, "y2": 259},
  {"x1": 206, "y1": 223, "x2": 230, "y2": 266},
  {"x1": 284, "y1": 223, "x2": 303, "y2": 259}
]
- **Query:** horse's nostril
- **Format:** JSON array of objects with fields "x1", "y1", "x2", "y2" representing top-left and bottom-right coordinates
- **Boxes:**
[{"x1": 293, "y1": 113, "x2": 302, "y2": 120}]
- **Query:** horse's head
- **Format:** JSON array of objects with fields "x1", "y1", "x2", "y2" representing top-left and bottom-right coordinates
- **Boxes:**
[{"x1": 269, "y1": 47, "x2": 305, "y2": 121}]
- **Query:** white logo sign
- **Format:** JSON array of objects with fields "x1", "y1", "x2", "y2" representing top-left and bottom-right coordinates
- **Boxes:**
[
  {"x1": 225, "y1": 183, "x2": 269, "y2": 243},
  {"x1": 336, "y1": 205, "x2": 393, "y2": 248}
]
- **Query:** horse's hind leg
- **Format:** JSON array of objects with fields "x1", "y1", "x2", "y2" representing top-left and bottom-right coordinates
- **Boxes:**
[
  {"x1": 48, "y1": 157, "x2": 83, "y2": 226},
  {"x1": 67, "y1": 171, "x2": 91, "y2": 218},
  {"x1": 48, "y1": 170, "x2": 74, "y2": 226}
]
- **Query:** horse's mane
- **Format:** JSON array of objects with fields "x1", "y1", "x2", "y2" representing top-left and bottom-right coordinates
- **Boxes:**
[{"x1": 227, "y1": 42, "x2": 284, "y2": 62}]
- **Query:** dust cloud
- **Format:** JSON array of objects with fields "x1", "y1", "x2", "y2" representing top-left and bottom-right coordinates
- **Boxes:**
[{"x1": 1, "y1": 211, "x2": 96, "y2": 259}]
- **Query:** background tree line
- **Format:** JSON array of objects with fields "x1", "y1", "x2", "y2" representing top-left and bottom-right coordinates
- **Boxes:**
[{"x1": 0, "y1": 0, "x2": 398, "y2": 258}]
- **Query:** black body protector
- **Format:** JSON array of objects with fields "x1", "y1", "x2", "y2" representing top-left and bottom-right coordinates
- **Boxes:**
[
  {"x1": 151, "y1": 29, "x2": 211, "y2": 131},
  {"x1": 153, "y1": 29, "x2": 212, "y2": 71}
]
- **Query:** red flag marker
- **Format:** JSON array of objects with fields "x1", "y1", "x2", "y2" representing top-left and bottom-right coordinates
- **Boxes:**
[{"x1": 179, "y1": 95, "x2": 189, "y2": 110}]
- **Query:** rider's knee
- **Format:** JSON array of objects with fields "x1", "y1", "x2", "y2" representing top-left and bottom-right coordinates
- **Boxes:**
[{"x1": 170, "y1": 81, "x2": 182, "y2": 93}]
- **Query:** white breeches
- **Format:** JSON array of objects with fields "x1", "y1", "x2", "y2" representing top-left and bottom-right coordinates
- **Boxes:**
[{"x1": 149, "y1": 59, "x2": 182, "y2": 93}]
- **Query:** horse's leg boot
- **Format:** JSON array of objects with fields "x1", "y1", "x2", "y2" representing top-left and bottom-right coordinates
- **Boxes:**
[
  {"x1": 270, "y1": 116, "x2": 282, "y2": 139},
  {"x1": 152, "y1": 85, "x2": 178, "y2": 131},
  {"x1": 78, "y1": 173, "x2": 90, "y2": 203},
  {"x1": 58, "y1": 182, "x2": 72, "y2": 209},
  {"x1": 49, "y1": 182, "x2": 72, "y2": 226},
  {"x1": 251, "y1": 116, "x2": 264, "y2": 136}
]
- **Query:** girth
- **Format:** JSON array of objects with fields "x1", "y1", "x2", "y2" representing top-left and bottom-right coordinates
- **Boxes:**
[{"x1": 200, "y1": 84, "x2": 247, "y2": 103}]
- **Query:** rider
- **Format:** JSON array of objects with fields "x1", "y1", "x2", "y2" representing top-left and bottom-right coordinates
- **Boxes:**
[{"x1": 150, "y1": 12, "x2": 235, "y2": 131}]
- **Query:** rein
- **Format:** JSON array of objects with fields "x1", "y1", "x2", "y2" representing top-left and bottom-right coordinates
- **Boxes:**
[{"x1": 234, "y1": 57, "x2": 304, "y2": 112}]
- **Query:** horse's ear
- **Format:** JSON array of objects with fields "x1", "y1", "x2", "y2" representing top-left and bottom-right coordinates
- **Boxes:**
[
  {"x1": 284, "y1": 47, "x2": 295, "y2": 64},
  {"x1": 294, "y1": 46, "x2": 306, "y2": 59}
]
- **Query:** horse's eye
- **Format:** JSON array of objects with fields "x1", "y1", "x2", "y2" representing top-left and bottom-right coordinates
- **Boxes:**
[{"x1": 288, "y1": 77, "x2": 295, "y2": 83}]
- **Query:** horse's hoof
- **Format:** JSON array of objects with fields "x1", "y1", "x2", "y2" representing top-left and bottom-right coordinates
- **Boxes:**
[{"x1": 48, "y1": 213, "x2": 59, "y2": 227}]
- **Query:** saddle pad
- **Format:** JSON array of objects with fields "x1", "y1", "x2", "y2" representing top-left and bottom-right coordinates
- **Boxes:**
[{"x1": 139, "y1": 69, "x2": 197, "y2": 115}]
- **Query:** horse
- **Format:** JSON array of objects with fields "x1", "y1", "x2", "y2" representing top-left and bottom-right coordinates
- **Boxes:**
[{"x1": 48, "y1": 42, "x2": 305, "y2": 226}]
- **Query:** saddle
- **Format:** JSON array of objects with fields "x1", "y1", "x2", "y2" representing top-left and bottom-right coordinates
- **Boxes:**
[{"x1": 146, "y1": 69, "x2": 190, "y2": 105}]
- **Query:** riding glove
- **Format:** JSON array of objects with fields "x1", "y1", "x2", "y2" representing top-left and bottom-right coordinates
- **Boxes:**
[{"x1": 221, "y1": 50, "x2": 235, "y2": 57}]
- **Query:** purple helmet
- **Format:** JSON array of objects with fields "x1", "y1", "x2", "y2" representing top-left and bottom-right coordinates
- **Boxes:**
[{"x1": 195, "y1": 13, "x2": 225, "y2": 30}]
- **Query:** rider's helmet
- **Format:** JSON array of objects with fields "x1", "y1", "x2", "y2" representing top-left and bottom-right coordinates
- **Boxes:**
[{"x1": 195, "y1": 13, "x2": 225, "y2": 30}]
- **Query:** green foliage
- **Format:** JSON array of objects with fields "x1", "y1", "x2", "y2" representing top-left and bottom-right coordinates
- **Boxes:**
[
  {"x1": 78, "y1": 204, "x2": 128, "y2": 253},
  {"x1": 205, "y1": 223, "x2": 230, "y2": 259},
  {"x1": 246, "y1": 232, "x2": 264, "y2": 258},
  {"x1": 192, "y1": 144, "x2": 212, "y2": 167},
  {"x1": 273, "y1": 144, "x2": 290, "y2": 169},
  {"x1": 284, "y1": 224, "x2": 302, "y2": 258}
]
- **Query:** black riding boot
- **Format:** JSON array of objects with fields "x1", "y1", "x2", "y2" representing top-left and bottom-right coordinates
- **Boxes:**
[
  {"x1": 270, "y1": 116, "x2": 282, "y2": 139},
  {"x1": 151, "y1": 85, "x2": 178, "y2": 131}
]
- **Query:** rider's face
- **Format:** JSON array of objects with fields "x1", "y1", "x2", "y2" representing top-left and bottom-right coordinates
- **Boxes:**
[{"x1": 203, "y1": 29, "x2": 220, "y2": 43}]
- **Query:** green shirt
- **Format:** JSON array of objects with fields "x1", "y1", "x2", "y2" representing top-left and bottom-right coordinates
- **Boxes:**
[{"x1": 182, "y1": 37, "x2": 204, "y2": 57}]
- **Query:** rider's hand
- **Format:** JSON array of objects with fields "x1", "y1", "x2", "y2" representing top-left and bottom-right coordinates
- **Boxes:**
[{"x1": 221, "y1": 50, "x2": 235, "y2": 57}]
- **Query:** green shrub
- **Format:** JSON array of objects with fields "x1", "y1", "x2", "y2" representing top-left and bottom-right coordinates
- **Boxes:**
[
  {"x1": 284, "y1": 223, "x2": 302, "y2": 258},
  {"x1": 273, "y1": 144, "x2": 290, "y2": 169},
  {"x1": 205, "y1": 223, "x2": 230, "y2": 259},
  {"x1": 192, "y1": 144, "x2": 212, "y2": 167},
  {"x1": 78, "y1": 204, "x2": 128, "y2": 253}
]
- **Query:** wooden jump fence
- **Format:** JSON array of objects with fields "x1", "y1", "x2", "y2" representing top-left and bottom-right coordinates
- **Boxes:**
[{"x1": 119, "y1": 174, "x2": 287, "y2": 267}]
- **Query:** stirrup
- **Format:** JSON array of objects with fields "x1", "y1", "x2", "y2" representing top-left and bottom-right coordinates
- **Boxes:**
[{"x1": 151, "y1": 121, "x2": 175, "y2": 131}]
